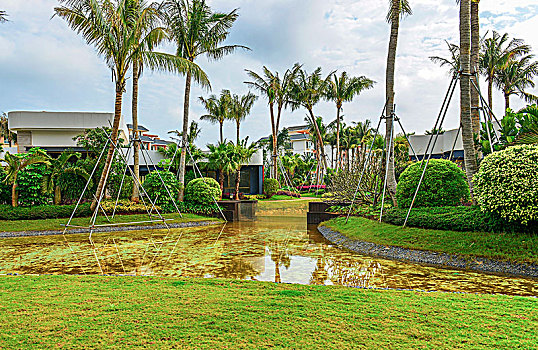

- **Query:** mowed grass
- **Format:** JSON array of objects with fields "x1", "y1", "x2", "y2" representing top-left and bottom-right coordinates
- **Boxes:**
[
  {"x1": 324, "y1": 217, "x2": 538, "y2": 265},
  {"x1": 0, "y1": 213, "x2": 216, "y2": 233},
  {"x1": 0, "y1": 275, "x2": 536, "y2": 349}
]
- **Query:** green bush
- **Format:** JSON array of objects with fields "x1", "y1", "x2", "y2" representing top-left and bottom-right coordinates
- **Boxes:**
[
  {"x1": 474, "y1": 145, "x2": 538, "y2": 225},
  {"x1": 263, "y1": 178, "x2": 280, "y2": 198},
  {"x1": 178, "y1": 201, "x2": 223, "y2": 216},
  {"x1": 17, "y1": 163, "x2": 51, "y2": 207},
  {"x1": 0, "y1": 203, "x2": 92, "y2": 220},
  {"x1": 396, "y1": 159, "x2": 469, "y2": 208},
  {"x1": 382, "y1": 206, "x2": 535, "y2": 234},
  {"x1": 143, "y1": 170, "x2": 180, "y2": 212},
  {"x1": 108, "y1": 172, "x2": 134, "y2": 200},
  {"x1": 184, "y1": 177, "x2": 221, "y2": 206},
  {"x1": 100, "y1": 200, "x2": 161, "y2": 215},
  {"x1": 185, "y1": 170, "x2": 196, "y2": 187}
]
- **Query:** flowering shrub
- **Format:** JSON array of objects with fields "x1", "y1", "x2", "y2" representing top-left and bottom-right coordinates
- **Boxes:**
[
  {"x1": 474, "y1": 145, "x2": 538, "y2": 225},
  {"x1": 276, "y1": 190, "x2": 301, "y2": 198}
]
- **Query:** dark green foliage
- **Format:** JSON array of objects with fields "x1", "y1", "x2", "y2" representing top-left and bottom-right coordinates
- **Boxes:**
[
  {"x1": 178, "y1": 201, "x2": 222, "y2": 215},
  {"x1": 184, "y1": 170, "x2": 196, "y2": 187},
  {"x1": 382, "y1": 206, "x2": 535, "y2": 234},
  {"x1": 396, "y1": 159, "x2": 470, "y2": 208},
  {"x1": 184, "y1": 177, "x2": 221, "y2": 206},
  {"x1": 0, "y1": 168, "x2": 10, "y2": 204},
  {"x1": 108, "y1": 168, "x2": 134, "y2": 200},
  {"x1": 57, "y1": 170, "x2": 88, "y2": 203},
  {"x1": 0, "y1": 203, "x2": 91, "y2": 220},
  {"x1": 143, "y1": 170, "x2": 180, "y2": 212},
  {"x1": 17, "y1": 163, "x2": 51, "y2": 207},
  {"x1": 263, "y1": 178, "x2": 280, "y2": 198}
]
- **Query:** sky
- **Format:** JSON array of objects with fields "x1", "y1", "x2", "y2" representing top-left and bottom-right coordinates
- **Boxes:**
[{"x1": 1, "y1": 0, "x2": 538, "y2": 147}]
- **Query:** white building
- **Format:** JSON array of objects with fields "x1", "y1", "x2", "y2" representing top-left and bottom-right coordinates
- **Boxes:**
[
  {"x1": 8, "y1": 111, "x2": 130, "y2": 155},
  {"x1": 408, "y1": 128, "x2": 464, "y2": 161}
]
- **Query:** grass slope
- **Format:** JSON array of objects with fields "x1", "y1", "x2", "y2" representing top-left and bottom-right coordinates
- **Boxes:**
[
  {"x1": 324, "y1": 217, "x2": 538, "y2": 265},
  {"x1": 0, "y1": 275, "x2": 536, "y2": 349},
  {"x1": 0, "y1": 213, "x2": 214, "y2": 233}
]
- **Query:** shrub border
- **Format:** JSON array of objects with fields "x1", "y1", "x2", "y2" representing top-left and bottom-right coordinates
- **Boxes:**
[{"x1": 318, "y1": 224, "x2": 538, "y2": 278}]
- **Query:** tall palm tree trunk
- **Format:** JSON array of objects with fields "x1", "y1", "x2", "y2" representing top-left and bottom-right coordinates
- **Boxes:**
[
  {"x1": 336, "y1": 104, "x2": 341, "y2": 171},
  {"x1": 131, "y1": 61, "x2": 140, "y2": 201},
  {"x1": 11, "y1": 182, "x2": 18, "y2": 207},
  {"x1": 235, "y1": 120, "x2": 241, "y2": 200},
  {"x1": 470, "y1": 1, "x2": 481, "y2": 140},
  {"x1": 460, "y1": 0, "x2": 478, "y2": 201},
  {"x1": 504, "y1": 93, "x2": 510, "y2": 111},
  {"x1": 488, "y1": 78, "x2": 494, "y2": 117},
  {"x1": 92, "y1": 82, "x2": 124, "y2": 211},
  {"x1": 219, "y1": 121, "x2": 224, "y2": 144},
  {"x1": 178, "y1": 70, "x2": 192, "y2": 202},
  {"x1": 308, "y1": 110, "x2": 327, "y2": 170},
  {"x1": 385, "y1": 0, "x2": 399, "y2": 206},
  {"x1": 218, "y1": 169, "x2": 224, "y2": 198},
  {"x1": 270, "y1": 103, "x2": 278, "y2": 179}
]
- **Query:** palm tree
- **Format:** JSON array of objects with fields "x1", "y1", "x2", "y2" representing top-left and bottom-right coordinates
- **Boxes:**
[
  {"x1": 199, "y1": 90, "x2": 232, "y2": 144},
  {"x1": 480, "y1": 31, "x2": 531, "y2": 115},
  {"x1": 206, "y1": 141, "x2": 236, "y2": 196},
  {"x1": 1, "y1": 149, "x2": 50, "y2": 207},
  {"x1": 385, "y1": 0, "x2": 412, "y2": 206},
  {"x1": 245, "y1": 64, "x2": 301, "y2": 178},
  {"x1": 325, "y1": 72, "x2": 375, "y2": 171},
  {"x1": 290, "y1": 67, "x2": 332, "y2": 171},
  {"x1": 41, "y1": 151, "x2": 90, "y2": 205},
  {"x1": 460, "y1": 0, "x2": 478, "y2": 198},
  {"x1": 430, "y1": 41, "x2": 460, "y2": 75},
  {"x1": 495, "y1": 55, "x2": 538, "y2": 110},
  {"x1": 0, "y1": 10, "x2": 8, "y2": 23},
  {"x1": 229, "y1": 92, "x2": 258, "y2": 144},
  {"x1": 160, "y1": 0, "x2": 247, "y2": 201},
  {"x1": 231, "y1": 139, "x2": 257, "y2": 200},
  {"x1": 470, "y1": 0, "x2": 481, "y2": 136},
  {"x1": 54, "y1": 0, "x2": 203, "y2": 211}
]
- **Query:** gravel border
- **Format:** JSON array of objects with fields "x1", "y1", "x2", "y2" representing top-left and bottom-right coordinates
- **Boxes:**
[
  {"x1": 0, "y1": 220, "x2": 221, "y2": 238},
  {"x1": 318, "y1": 225, "x2": 538, "y2": 279}
]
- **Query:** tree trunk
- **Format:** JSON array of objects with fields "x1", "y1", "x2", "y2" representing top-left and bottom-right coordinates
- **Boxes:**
[
  {"x1": 236, "y1": 121, "x2": 240, "y2": 145},
  {"x1": 460, "y1": 0, "x2": 478, "y2": 201},
  {"x1": 178, "y1": 70, "x2": 192, "y2": 202},
  {"x1": 218, "y1": 169, "x2": 224, "y2": 198},
  {"x1": 92, "y1": 82, "x2": 124, "y2": 211},
  {"x1": 270, "y1": 103, "x2": 277, "y2": 179},
  {"x1": 234, "y1": 166, "x2": 241, "y2": 200},
  {"x1": 470, "y1": 1, "x2": 481, "y2": 153},
  {"x1": 11, "y1": 182, "x2": 18, "y2": 207},
  {"x1": 219, "y1": 121, "x2": 224, "y2": 144},
  {"x1": 385, "y1": 0, "x2": 399, "y2": 207},
  {"x1": 504, "y1": 92, "x2": 510, "y2": 111},
  {"x1": 131, "y1": 60, "x2": 140, "y2": 202},
  {"x1": 307, "y1": 109, "x2": 327, "y2": 171},
  {"x1": 488, "y1": 79, "x2": 494, "y2": 119},
  {"x1": 54, "y1": 185, "x2": 62, "y2": 206},
  {"x1": 336, "y1": 103, "x2": 341, "y2": 171}
]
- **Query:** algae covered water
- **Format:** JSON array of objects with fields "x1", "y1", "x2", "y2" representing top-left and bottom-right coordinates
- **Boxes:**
[{"x1": 0, "y1": 200, "x2": 536, "y2": 296}]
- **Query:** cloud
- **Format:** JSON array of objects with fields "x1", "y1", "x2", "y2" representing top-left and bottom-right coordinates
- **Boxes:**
[{"x1": 0, "y1": 0, "x2": 537, "y2": 147}]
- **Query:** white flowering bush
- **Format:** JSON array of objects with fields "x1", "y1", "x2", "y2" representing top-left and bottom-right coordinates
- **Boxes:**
[{"x1": 474, "y1": 145, "x2": 538, "y2": 225}]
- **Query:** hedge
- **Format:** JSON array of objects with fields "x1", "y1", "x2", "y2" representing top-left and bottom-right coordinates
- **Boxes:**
[
  {"x1": 0, "y1": 203, "x2": 92, "y2": 221},
  {"x1": 382, "y1": 206, "x2": 535, "y2": 234}
]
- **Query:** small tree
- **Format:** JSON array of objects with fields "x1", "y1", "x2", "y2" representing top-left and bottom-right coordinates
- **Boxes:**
[
  {"x1": 41, "y1": 151, "x2": 90, "y2": 205},
  {"x1": 1, "y1": 149, "x2": 50, "y2": 207}
]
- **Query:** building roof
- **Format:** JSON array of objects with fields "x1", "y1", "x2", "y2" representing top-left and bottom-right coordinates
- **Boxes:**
[
  {"x1": 289, "y1": 134, "x2": 310, "y2": 141},
  {"x1": 286, "y1": 125, "x2": 309, "y2": 132},
  {"x1": 127, "y1": 124, "x2": 149, "y2": 132}
]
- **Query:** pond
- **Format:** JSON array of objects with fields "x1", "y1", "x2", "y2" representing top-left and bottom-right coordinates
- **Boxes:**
[{"x1": 0, "y1": 200, "x2": 536, "y2": 297}]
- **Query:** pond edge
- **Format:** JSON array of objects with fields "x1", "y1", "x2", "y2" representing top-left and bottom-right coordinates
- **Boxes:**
[
  {"x1": 318, "y1": 225, "x2": 538, "y2": 279},
  {"x1": 0, "y1": 220, "x2": 222, "y2": 239}
]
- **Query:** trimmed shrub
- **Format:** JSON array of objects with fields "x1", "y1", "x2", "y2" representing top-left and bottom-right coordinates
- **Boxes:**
[
  {"x1": 396, "y1": 159, "x2": 469, "y2": 208},
  {"x1": 143, "y1": 170, "x2": 180, "y2": 212},
  {"x1": 0, "y1": 203, "x2": 92, "y2": 221},
  {"x1": 100, "y1": 199, "x2": 161, "y2": 215},
  {"x1": 178, "y1": 201, "x2": 222, "y2": 216},
  {"x1": 474, "y1": 145, "x2": 538, "y2": 225},
  {"x1": 383, "y1": 206, "x2": 535, "y2": 234},
  {"x1": 263, "y1": 178, "x2": 280, "y2": 198},
  {"x1": 184, "y1": 177, "x2": 221, "y2": 206}
]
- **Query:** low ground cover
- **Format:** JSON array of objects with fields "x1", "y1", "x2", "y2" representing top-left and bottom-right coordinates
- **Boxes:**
[
  {"x1": 323, "y1": 217, "x2": 538, "y2": 264},
  {"x1": 0, "y1": 212, "x2": 214, "y2": 233},
  {"x1": 0, "y1": 275, "x2": 535, "y2": 349}
]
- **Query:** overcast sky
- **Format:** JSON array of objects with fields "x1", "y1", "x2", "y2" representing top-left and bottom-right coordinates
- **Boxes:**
[{"x1": 1, "y1": 0, "x2": 537, "y2": 147}]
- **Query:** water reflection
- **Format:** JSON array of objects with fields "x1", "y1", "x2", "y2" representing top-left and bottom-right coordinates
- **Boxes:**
[{"x1": 0, "y1": 215, "x2": 536, "y2": 297}]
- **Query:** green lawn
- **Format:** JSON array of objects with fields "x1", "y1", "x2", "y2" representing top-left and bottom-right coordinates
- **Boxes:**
[
  {"x1": 324, "y1": 217, "x2": 538, "y2": 265},
  {"x1": 0, "y1": 275, "x2": 535, "y2": 349},
  {"x1": 0, "y1": 212, "x2": 216, "y2": 233}
]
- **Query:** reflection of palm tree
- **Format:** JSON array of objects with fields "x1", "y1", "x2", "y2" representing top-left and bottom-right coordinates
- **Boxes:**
[
  {"x1": 310, "y1": 246, "x2": 328, "y2": 285},
  {"x1": 269, "y1": 243, "x2": 291, "y2": 283}
]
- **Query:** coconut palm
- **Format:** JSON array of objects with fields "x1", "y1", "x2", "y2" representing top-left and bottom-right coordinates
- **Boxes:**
[
  {"x1": 325, "y1": 72, "x2": 375, "y2": 171},
  {"x1": 459, "y1": 0, "x2": 478, "y2": 197},
  {"x1": 160, "y1": 0, "x2": 248, "y2": 201},
  {"x1": 54, "y1": 0, "x2": 203, "y2": 211},
  {"x1": 290, "y1": 67, "x2": 332, "y2": 171},
  {"x1": 41, "y1": 151, "x2": 90, "y2": 205},
  {"x1": 206, "y1": 141, "x2": 235, "y2": 195},
  {"x1": 430, "y1": 41, "x2": 460, "y2": 75},
  {"x1": 230, "y1": 139, "x2": 257, "y2": 200},
  {"x1": 495, "y1": 55, "x2": 538, "y2": 110},
  {"x1": 200, "y1": 90, "x2": 232, "y2": 144},
  {"x1": 1, "y1": 149, "x2": 50, "y2": 207},
  {"x1": 229, "y1": 92, "x2": 258, "y2": 144},
  {"x1": 0, "y1": 10, "x2": 8, "y2": 23},
  {"x1": 480, "y1": 31, "x2": 531, "y2": 115},
  {"x1": 385, "y1": 0, "x2": 412, "y2": 206},
  {"x1": 245, "y1": 64, "x2": 301, "y2": 178}
]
